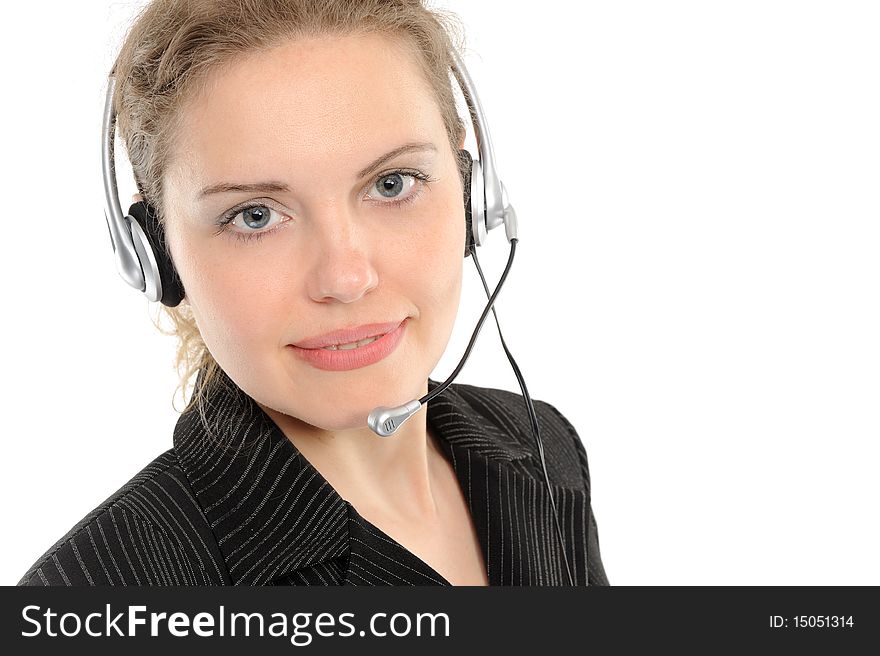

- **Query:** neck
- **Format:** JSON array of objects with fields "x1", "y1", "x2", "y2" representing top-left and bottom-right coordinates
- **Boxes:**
[{"x1": 258, "y1": 391, "x2": 443, "y2": 522}]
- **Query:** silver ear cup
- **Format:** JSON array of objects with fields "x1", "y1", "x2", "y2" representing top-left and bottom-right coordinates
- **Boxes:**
[
  {"x1": 127, "y1": 215, "x2": 163, "y2": 302},
  {"x1": 470, "y1": 157, "x2": 487, "y2": 247}
]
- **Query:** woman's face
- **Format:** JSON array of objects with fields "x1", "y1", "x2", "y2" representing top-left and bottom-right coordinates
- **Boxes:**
[{"x1": 162, "y1": 33, "x2": 465, "y2": 431}]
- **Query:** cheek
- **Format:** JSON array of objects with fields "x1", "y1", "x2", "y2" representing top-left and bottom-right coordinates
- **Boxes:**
[
  {"x1": 170, "y1": 231, "x2": 287, "y2": 358},
  {"x1": 404, "y1": 194, "x2": 465, "y2": 318}
]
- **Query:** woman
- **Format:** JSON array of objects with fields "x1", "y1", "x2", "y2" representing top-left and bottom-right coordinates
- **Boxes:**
[{"x1": 19, "y1": 0, "x2": 608, "y2": 586}]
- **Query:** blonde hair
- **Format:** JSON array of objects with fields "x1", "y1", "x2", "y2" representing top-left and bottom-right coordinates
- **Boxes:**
[{"x1": 112, "y1": 0, "x2": 468, "y2": 423}]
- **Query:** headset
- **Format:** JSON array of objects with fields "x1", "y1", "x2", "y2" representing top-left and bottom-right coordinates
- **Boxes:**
[{"x1": 102, "y1": 48, "x2": 582, "y2": 586}]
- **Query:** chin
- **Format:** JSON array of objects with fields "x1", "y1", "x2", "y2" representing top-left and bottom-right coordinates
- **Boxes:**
[
  {"x1": 258, "y1": 382, "x2": 397, "y2": 432},
  {"x1": 287, "y1": 402, "x2": 379, "y2": 433}
]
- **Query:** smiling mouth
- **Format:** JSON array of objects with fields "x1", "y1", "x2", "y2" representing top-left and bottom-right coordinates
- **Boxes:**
[
  {"x1": 292, "y1": 319, "x2": 405, "y2": 350},
  {"x1": 319, "y1": 335, "x2": 384, "y2": 351},
  {"x1": 287, "y1": 319, "x2": 408, "y2": 372}
]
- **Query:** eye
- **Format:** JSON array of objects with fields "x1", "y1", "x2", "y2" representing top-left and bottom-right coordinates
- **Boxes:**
[
  {"x1": 242, "y1": 206, "x2": 271, "y2": 229},
  {"x1": 217, "y1": 202, "x2": 289, "y2": 241},
  {"x1": 366, "y1": 171, "x2": 427, "y2": 203},
  {"x1": 375, "y1": 173, "x2": 411, "y2": 198}
]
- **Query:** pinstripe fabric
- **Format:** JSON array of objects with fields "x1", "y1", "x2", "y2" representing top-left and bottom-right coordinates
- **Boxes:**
[{"x1": 19, "y1": 367, "x2": 608, "y2": 586}]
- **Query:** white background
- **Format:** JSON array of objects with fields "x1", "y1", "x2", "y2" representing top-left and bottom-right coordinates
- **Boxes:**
[{"x1": 1, "y1": 1, "x2": 878, "y2": 585}]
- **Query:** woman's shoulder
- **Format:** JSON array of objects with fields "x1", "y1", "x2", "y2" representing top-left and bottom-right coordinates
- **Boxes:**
[
  {"x1": 18, "y1": 448, "x2": 226, "y2": 586},
  {"x1": 445, "y1": 381, "x2": 594, "y2": 491}
]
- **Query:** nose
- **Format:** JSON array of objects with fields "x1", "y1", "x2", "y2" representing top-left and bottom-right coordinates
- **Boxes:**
[{"x1": 305, "y1": 206, "x2": 379, "y2": 304}]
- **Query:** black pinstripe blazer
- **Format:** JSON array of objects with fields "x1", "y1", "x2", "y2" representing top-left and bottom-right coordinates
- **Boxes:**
[{"x1": 18, "y1": 369, "x2": 608, "y2": 586}]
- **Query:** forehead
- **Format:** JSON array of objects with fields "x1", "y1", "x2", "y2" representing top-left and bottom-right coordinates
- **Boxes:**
[{"x1": 170, "y1": 33, "x2": 444, "y2": 183}]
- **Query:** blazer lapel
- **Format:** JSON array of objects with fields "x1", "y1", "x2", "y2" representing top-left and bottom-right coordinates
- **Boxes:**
[
  {"x1": 425, "y1": 381, "x2": 594, "y2": 586},
  {"x1": 342, "y1": 507, "x2": 452, "y2": 585},
  {"x1": 173, "y1": 370, "x2": 350, "y2": 585}
]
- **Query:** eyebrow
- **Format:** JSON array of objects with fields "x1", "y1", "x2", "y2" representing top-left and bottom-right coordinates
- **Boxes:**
[
  {"x1": 356, "y1": 141, "x2": 437, "y2": 178},
  {"x1": 196, "y1": 141, "x2": 438, "y2": 200},
  {"x1": 197, "y1": 180, "x2": 290, "y2": 199}
]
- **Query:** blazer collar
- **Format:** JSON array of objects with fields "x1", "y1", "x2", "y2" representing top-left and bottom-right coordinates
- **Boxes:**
[{"x1": 173, "y1": 367, "x2": 582, "y2": 585}]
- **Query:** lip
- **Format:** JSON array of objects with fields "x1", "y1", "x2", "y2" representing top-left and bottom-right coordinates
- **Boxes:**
[
  {"x1": 288, "y1": 318, "x2": 408, "y2": 371},
  {"x1": 291, "y1": 320, "x2": 405, "y2": 349}
]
